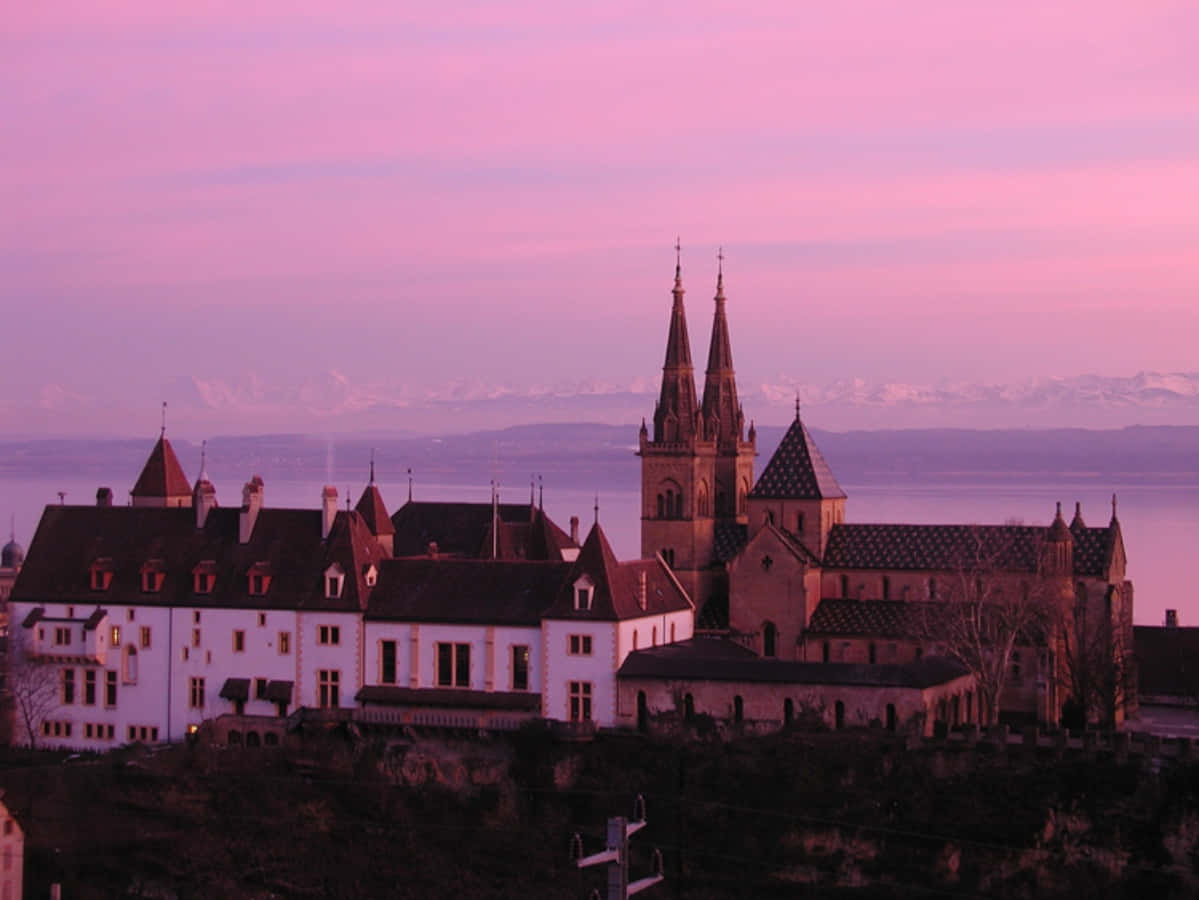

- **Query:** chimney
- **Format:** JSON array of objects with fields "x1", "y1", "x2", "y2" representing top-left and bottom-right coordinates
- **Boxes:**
[
  {"x1": 195, "y1": 481, "x2": 217, "y2": 529},
  {"x1": 239, "y1": 476, "x2": 264, "y2": 544},
  {"x1": 321, "y1": 485, "x2": 338, "y2": 540},
  {"x1": 638, "y1": 570, "x2": 647, "y2": 611},
  {"x1": 426, "y1": 541, "x2": 439, "y2": 559},
  {"x1": 570, "y1": 515, "x2": 579, "y2": 545},
  {"x1": 96, "y1": 487, "x2": 113, "y2": 507},
  {"x1": 1166, "y1": 609, "x2": 1179, "y2": 628}
]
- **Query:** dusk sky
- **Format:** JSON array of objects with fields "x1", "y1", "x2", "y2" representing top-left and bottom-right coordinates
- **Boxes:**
[{"x1": 3, "y1": 2, "x2": 1197, "y2": 433}]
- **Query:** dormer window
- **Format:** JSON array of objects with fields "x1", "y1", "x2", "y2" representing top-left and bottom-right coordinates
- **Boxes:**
[
  {"x1": 573, "y1": 576, "x2": 594, "y2": 611},
  {"x1": 90, "y1": 559, "x2": 113, "y2": 592},
  {"x1": 248, "y1": 563, "x2": 272, "y2": 597},
  {"x1": 193, "y1": 561, "x2": 217, "y2": 595},
  {"x1": 324, "y1": 563, "x2": 345, "y2": 599},
  {"x1": 363, "y1": 564, "x2": 377, "y2": 588},
  {"x1": 140, "y1": 561, "x2": 165, "y2": 593}
]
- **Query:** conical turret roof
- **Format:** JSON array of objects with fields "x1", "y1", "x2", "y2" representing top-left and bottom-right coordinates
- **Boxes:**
[
  {"x1": 749, "y1": 410, "x2": 845, "y2": 500},
  {"x1": 131, "y1": 435, "x2": 191, "y2": 501}
]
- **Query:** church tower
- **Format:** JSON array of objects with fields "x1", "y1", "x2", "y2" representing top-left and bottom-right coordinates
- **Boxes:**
[{"x1": 639, "y1": 247, "x2": 755, "y2": 612}]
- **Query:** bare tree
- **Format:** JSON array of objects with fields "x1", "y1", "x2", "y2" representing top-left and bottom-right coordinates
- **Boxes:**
[
  {"x1": 7, "y1": 629, "x2": 60, "y2": 748},
  {"x1": 915, "y1": 528, "x2": 1059, "y2": 726},
  {"x1": 1060, "y1": 582, "x2": 1136, "y2": 728}
]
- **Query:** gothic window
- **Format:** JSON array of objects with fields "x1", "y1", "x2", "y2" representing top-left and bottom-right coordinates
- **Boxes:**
[
  {"x1": 665, "y1": 490, "x2": 674, "y2": 517},
  {"x1": 796, "y1": 512, "x2": 805, "y2": 533},
  {"x1": 697, "y1": 484, "x2": 709, "y2": 517},
  {"x1": 762, "y1": 621, "x2": 777, "y2": 658}
]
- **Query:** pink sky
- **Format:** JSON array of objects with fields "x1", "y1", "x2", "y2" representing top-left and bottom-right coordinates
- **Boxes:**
[{"x1": 3, "y1": 1, "x2": 1198, "y2": 432}]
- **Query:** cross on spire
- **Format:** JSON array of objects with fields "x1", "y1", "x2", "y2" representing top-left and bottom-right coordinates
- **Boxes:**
[
  {"x1": 161, "y1": 401, "x2": 167, "y2": 437},
  {"x1": 795, "y1": 392, "x2": 801, "y2": 421},
  {"x1": 594, "y1": 493, "x2": 600, "y2": 524}
]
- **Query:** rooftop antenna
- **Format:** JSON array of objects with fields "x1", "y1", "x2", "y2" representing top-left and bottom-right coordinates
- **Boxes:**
[
  {"x1": 160, "y1": 401, "x2": 167, "y2": 438},
  {"x1": 9, "y1": 514, "x2": 14, "y2": 541},
  {"x1": 407, "y1": 467, "x2": 413, "y2": 503}
]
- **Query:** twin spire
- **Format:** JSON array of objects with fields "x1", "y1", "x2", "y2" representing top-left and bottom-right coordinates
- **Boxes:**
[{"x1": 653, "y1": 242, "x2": 745, "y2": 448}]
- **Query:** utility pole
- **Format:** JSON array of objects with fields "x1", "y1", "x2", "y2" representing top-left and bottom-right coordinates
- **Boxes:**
[{"x1": 573, "y1": 795, "x2": 664, "y2": 899}]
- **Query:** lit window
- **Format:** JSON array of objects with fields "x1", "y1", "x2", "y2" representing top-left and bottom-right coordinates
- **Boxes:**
[
  {"x1": 192, "y1": 628, "x2": 201, "y2": 648},
  {"x1": 189, "y1": 677, "x2": 205, "y2": 709},
  {"x1": 568, "y1": 681, "x2": 592, "y2": 722},
  {"x1": 318, "y1": 625, "x2": 340, "y2": 645},
  {"x1": 110, "y1": 626, "x2": 121, "y2": 646},
  {"x1": 317, "y1": 669, "x2": 340, "y2": 707},
  {"x1": 435, "y1": 643, "x2": 471, "y2": 687},
  {"x1": 568, "y1": 635, "x2": 593, "y2": 656}
]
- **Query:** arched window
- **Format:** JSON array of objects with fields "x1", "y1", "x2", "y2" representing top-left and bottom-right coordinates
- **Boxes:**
[
  {"x1": 123, "y1": 644, "x2": 138, "y2": 684},
  {"x1": 834, "y1": 701, "x2": 845, "y2": 730},
  {"x1": 733, "y1": 695, "x2": 744, "y2": 723},
  {"x1": 697, "y1": 485, "x2": 709, "y2": 517},
  {"x1": 762, "y1": 622, "x2": 777, "y2": 658},
  {"x1": 665, "y1": 490, "x2": 674, "y2": 518}
]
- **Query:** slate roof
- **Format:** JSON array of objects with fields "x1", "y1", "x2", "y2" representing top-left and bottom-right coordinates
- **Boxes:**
[
  {"x1": 355, "y1": 686, "x2": 541, "y2": 712},
  {"x1": 617, "y1": 638, "x2": 970, "y2": 689},
  {"x1": 806, "y1": 599, "x2": 928, "y2": 637},
  {"x1": 11, "y1": 502, "x2": 389, "y2": 612},
  {"x1": 1134, "y1": 626, "x2": 1199, "y2": 698},
  {"x1": 130, "y1": 436, "x2": 192, "y2": 500},
  {"x1": 713, "y1": 521, "x2": 748, "y2": 564},
  {"x1": 390, "y1": 501, "x2": 578, "y2": 560},
  {"x1": 542, "y1": 523, "x2": 692, "y2": 621},
  {"x1": 748, "y1": 415, "x2": 845, "y2": 500},
  {"x1": 823, "y1": 521, "x2": 1119, "y2": 577},
  {"x1": 366, "y1": 558, "x2": 571, "y2": 626}
]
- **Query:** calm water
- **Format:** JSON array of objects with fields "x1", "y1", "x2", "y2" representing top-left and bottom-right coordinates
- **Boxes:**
[{"x1": 2, "y1": 471, "x2": 1192, "y2": 628}]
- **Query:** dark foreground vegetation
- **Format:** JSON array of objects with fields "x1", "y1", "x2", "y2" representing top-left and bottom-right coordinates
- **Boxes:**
[{"x1": 3, "y1": 726, "x2": 1198, "y2": 898}]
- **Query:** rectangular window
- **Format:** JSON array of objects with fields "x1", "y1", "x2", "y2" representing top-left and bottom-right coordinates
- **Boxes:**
[
  {"x1": 255, "y1": 678, "x2": 269, "y2": 700},
  {"x1": 111, "y1": 625, "x2": 121, "y2": 646},
  {"x1": 318, "y1": 625, "x2": 340, "y2": 646},
  {"x1": 140, "y1": 626, "x2": 152, "y2": 649},
  {"x1": 380, "y1": 640, "x2": 397, "y2": 684},
  {"x1": 61, "y1": 668, "x2": 75, "y2": 704},
  {"x1": 194, "y1": 610, "x2": 201, "y2": 624},
  {"x1": 568, "y1": 681, "x2": 592, "y2": 722},
  {"x1": 278, "y1": 631, "x2": 291, "y2": 654},
  {"x1": 54, "y1": 627, "x2": 71, "y2": 645},
  {"x1": 181, "y1": 646, "x2": 189, "y2": 662},
  {"x1": 568, "y1": 634, "x2": 593, "y2": 656},
  {"x1": 192, "y1": 628, "x2": 201, "y2": 648},
  {"x1": 318, "y1": 669, "x2": 340, "y2": 708},
  {"x1": 435, "y1": 643, "x2": 471, "y2": 687},
  {"x1": 84, "y1": 669, "x2": 96, "y2": 705},
  {"x1": 194, "y1": 572, "x2": 212, "y2": 593},
  {"x1": 233, "y1": 630, "x2": 246, "y2": 652},
  {"x1": 575, "y1": 588, "x2": 592, "y2": 610},
  {"x1": 882, "y1": 576, "x2": 891, "y2": 601},
  {"x1": 128, "y1": 608, "x2": 136, "y2": 621},
  {"x1": 512, "y1": 645, "x2": 530, "y2": 691},
  {"x1": 189, "y1": 676, "x2": 205, "y2": 709},
  {"x1": 105, "y1": 670, "x2": 117, "y2": 707},
  {"x1": 257, "y1": 612, "x2": 266, "y2": 627},
  {"x1": 250, "y1": 574, "x2": 266, "y2": 596}
]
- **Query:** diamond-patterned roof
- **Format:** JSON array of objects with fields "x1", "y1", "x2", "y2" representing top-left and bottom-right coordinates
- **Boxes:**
[
  {"x1": 712, "y1": 521, "x2": 748, "y2": 564},
  {"x1": 807, "y1": 599, "x2": 928, "y2": 637},
  {"x1": 748, "y1": 416, "x2": 845, "y2": 500},
  {"x1": 823, "y1": 522, "x2": 1116, "y2": 577}
]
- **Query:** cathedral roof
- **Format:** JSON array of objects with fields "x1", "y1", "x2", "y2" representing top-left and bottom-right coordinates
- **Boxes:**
[
  {"x1": 807, "y1": 599, "x2": 928, "y2": 637},
  {"x1": 131, "y1": 435, "x2": 192, "y2": 500},
  {"x1": 748, "y1": 414, "x2": 845, "y2": 500},
  {"x1": 822, "y1": 521, "x2": 1116, "y2": 577}
]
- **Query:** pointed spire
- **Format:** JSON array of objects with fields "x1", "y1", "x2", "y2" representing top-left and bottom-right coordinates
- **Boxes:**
[
  {"x1": 701, "y1": 246, "x2": 742, "y2": 448},
  {"x1": 1111, "y1": 493, "x2": 1119, "y2": 522},
  {"x1": 131, "y1": 432, "x2": 192, "y2": 506},
  {"x1": 1070, "y1": 501, "x2": 1086, "y2": 530},
  {"x1": 407, "y1": 467, "x2": 413, "y2": 503},
  {"x1": 1048, "y1": 500, "x2": 1072, "y2": 542},
  {"x1": 652, "y1": 243, "x2": 699, "y2": 443}
]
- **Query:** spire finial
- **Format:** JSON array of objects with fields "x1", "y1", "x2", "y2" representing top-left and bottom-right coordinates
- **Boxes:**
[
  {"x1": 795, "y1": 392, "x2": 801, "y2": 422},
  {"x1": 407, "y1": 467, "x2": 413, "y2": 503},
  {"x1": 675, "y1": 236, "x2": 681, "y2": 271},
  {"x1": 594, "y1": 493, "x2": 600, "y2": 525},
  {"x1": 1112, "y1": 493, "x2": 1118, "y2": 519},
  {"x1": 199, "y1": 440, "x2": 208, "y2": 482},
  {"x1": 1055, "y1": 500, "x2": 1063, "y2": 519},
  {"x1": 369, "y1": 448, "x2": 376, "y2": 485},
  {"x1": 538, "y1": 474, "x2": 544, "y2": 511},
  {"x1": 716, "y1": 246, "x2": 724, "y2": 296},
  {"x1": 530, "y1": 475, "x2": 535, "y2": 507},
  {"x1": 9, "y1": 514, "x2": 14, "y2": 542},
  {"x1": 161, "y1": 401, "x2": 167, "y2": 438}
]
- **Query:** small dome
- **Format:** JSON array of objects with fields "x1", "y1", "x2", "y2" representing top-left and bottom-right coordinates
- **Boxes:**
[{"x1": 2, "y1": 537, "x2": 24, "y2": 568}]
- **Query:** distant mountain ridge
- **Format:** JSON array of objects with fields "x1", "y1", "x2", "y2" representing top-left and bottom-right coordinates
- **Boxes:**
[{"x1": 5, "y1": 370, "x2": 1199, "y2": 436}]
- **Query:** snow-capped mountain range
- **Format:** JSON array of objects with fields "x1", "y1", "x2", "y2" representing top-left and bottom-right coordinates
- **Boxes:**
[{"x1": 8, "y1": 370, "x2": 1199, "y2": 437}]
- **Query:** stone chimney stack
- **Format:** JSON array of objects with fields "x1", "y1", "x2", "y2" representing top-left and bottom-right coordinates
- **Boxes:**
[
  {"x1": 570, "y1": 516, "x2": 579, "y2": 545},
  {"x1": 321, "y1": 486, "x2": 338, "y2": 540},
  {"x1": 239, "y1": 476, "x2": 264, "y2": 544},
  {"x1": 96, "y1": 487, "x2": 113, "y2": 507},
  {"x1": 1166, "y1": 609, "x2": 1179, "y2": 628},
  {"x1": 195, "y1": 481, "x2": 217, "y2": 529}
]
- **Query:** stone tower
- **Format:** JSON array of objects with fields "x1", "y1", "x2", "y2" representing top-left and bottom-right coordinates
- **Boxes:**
[{"x1": 639, "y1": 250, "x2": 755, "y2": 612}]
